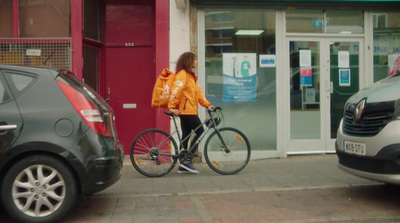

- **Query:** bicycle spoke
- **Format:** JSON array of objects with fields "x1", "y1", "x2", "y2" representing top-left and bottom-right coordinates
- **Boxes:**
[
  {"x1": 130, "y1": 129, "x2": 178, "y2": 177},
  {"x1": 204, "y1": 128, "x2": 251, "y2": 175}
]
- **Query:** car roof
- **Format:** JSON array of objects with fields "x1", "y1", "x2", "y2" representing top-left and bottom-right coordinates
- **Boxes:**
[
  {"x1": 0, "y1": 64, "x2": 60, "y2": 72},
  {"x1": 0, "y1": 65, "x2": 66, "y2": 78}
]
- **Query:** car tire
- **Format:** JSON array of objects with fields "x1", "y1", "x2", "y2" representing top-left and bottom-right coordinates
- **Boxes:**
[{"x1": 1, "y1": 155, "x2": 78, "y2": 223}]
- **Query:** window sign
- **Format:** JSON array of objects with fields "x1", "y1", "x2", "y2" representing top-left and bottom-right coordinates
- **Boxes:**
[
  {"x1": 222, "y1": 53, "x2": 257, "y2": 102},
  {"x1": 339, "y1": 69, "x2": 351, "y2": 86},
  {"x1": 305, "y1": 88, "x2": 316, "y2": 103},
  {"x1": 259, "y1": 54, "x2": 276, "y2": 67},
  {"x1": 300, "y1": 68, "x2": 312, "y2": 86},
  {"x1": 300, "y1": 50, "x2": 312, "y2": 67},
  {"x1": 338, "y1": 51, "x2": 350, "y2": 68}
]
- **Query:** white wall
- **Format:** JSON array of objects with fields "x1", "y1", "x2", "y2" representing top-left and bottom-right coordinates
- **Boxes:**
[{"x1": 169, "y1": 0, "x2": 191, "y2": 72}]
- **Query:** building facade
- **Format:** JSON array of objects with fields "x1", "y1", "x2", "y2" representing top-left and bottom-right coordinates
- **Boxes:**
[
  {"x1": 1, "y1": 0, "x2": 399, "y2": 158},
  {"x1": 170, "y1": 0, "x2": 400, "y2": 159}
]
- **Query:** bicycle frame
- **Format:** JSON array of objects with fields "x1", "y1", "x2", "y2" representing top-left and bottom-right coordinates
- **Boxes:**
[{"x1": 158, "y1": 108, "x2": 229, "y2": 159}]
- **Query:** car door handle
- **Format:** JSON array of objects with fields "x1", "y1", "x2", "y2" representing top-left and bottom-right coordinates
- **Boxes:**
[{"x1": 0, "y1": 124, "x2": 17, "y2": 131}]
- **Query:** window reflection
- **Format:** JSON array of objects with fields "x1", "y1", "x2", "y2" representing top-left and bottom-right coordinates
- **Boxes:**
[
  {"x1": 19, "y1": 0, "x2": 70, "y2": 37},
  {"x1": 0, "y1": 0, "x2": 13, "y2": 37},
  {"x1": 286, "y1": 9, "x2": 364, "y2": 34},
  {"x1": 326, "y1": 10, "x2": 363, "y2": 34},
  {"x1": 373, "y1": 12, "x2": 400, "y2": 82},
  {"x1": 204, "y1": 9, "x2": 277, "y2": 151},
  {"x1": 289, "y1": 41, "x2": 321, "y2": 139}
]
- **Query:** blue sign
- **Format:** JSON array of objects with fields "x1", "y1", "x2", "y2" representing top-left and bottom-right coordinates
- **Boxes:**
[{"x1": 313, "y1": 20, "x2": 329, "y2": 29}]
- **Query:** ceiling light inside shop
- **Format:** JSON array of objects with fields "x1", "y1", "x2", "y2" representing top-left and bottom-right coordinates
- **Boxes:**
[{"x1": 235, "y1": 30, "x2": 264, "y2": 36}]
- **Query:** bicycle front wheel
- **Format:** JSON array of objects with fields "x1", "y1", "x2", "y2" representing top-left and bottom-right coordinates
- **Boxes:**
[
  {"x1": 130, "y1": 129, "x2": 178, "y2": 177},
  {"x1": 204, "y1": 127, "x2": 251, "y2": 175}
]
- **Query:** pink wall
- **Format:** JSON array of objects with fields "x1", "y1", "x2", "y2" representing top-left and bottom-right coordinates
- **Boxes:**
[
  {"x1": 71, "y1": 0, "x2": 170, "y2": 132},
  {"x1": 155, "y1": 0, "x2": 170, "y2": 132},
  {"x1": 71, "y1": 0, "x2": 83, "y2": 79}
]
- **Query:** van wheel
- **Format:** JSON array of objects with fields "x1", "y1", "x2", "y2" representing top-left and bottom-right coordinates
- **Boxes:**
[{"x1": 1, "y1": 155, "x2": 78, "y2": 223}]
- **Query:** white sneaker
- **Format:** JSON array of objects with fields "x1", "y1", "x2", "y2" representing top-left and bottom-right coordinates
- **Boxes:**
[{"x1": 179, "y1": 163, "x2": 199, "y2": 174}]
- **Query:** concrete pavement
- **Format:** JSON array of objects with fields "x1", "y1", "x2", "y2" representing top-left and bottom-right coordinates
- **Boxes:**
[{"x1": 3, "y1": 154, "x2": 400, "y2": 222}]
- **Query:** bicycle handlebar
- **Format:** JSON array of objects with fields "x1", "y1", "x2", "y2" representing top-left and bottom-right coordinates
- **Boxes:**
[{"x1": 208, "y1": 106, "x2": 222, "y2": 115}]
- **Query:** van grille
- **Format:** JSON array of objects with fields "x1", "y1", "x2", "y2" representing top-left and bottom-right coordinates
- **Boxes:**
[{"x1": 342, "y1": 103, "x2": 394, "y2": 136}]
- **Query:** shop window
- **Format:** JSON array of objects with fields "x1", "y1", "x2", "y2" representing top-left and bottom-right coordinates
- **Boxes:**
[
  {"x1": 286, "y1": 9, "x2": 364, "y2": 34},
  {"x1": 373, "y1": 13, "x2": 387, "y2": 29},
  {"x1": 204, "y1": 9, "x2": 277, "y2": 151},
  {"x1": 286, "y1": 10, "x2": 323, "y2": 33},
  {"x1": 83, "y1": 46, "x2": 99, "y2": 91},
  {"x1": 326, "y1": 10, "x2": 363, "y2": 34},
  {"x1": 373, "y1": 11, "x2": 400, "y2": 82},
  {"x1": 84, "y1": 0, "x2": 103, "y2": 41},
  {"x1": 19, "y1": 0, "x2": 70, "y2": 38},
  {"x1": 0, "y1": 0, "x2": 13, "y2": 37}
]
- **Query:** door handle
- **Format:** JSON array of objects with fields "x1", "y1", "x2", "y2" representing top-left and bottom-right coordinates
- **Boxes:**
[{"x1": 105, "y1": 87, "x2": 111, "y2": 103}]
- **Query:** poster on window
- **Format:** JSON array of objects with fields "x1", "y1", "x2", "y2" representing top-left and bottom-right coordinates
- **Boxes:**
[
  {"x1": 300, "y1": 50, "x2": 312, "y2": 67},
  {"x1": 339, "y1": 69, "x2": 351, "y2": 86},
  {"x1": 300, "y1": 68, "x2": 312, "y2": 86},
  {"x1": 222, "y1": 53, "x2": 257, "y2": 102},
  {"x1": 338, "y1": 51, "x2": 350, "y2": 68}
]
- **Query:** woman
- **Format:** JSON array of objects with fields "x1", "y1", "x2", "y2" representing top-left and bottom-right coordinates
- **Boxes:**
[{"x1": 168, "y1": 52, "x2": 214, "y2": 174}]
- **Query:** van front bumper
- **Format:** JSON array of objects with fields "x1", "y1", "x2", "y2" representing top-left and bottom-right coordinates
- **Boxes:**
[{"x1": 336, "y1": 141, "x2": 400, "y2": 185}]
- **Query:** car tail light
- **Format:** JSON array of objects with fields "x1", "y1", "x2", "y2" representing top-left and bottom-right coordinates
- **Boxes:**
[{"x1": 57, "y1": 81, "x2": 111, "y2": 137}]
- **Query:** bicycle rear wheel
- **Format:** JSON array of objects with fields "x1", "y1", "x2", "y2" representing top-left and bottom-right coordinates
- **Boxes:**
[
  {"x1": 130, "y1": 129, "x2": 178, "y2": 177},
  {"x1": 204, "y1": 127, "x2": 251, "y2": 175}
]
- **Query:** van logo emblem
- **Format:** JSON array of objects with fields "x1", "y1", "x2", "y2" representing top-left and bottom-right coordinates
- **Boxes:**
[{"x1": 355, "y1": 99, "x2": 366, "y2": 122}]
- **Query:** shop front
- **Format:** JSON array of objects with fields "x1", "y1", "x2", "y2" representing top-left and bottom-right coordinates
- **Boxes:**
[
  {"x1": 171, "y1": 0, "x2": 400, "y2": 158},
  {"x1": 0, "y1": 0, "x2": 170, "y2": 154}
]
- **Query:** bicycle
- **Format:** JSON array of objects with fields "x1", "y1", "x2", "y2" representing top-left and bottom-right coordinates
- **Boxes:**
[{"x1": 130, "y1": 107, "x2": 251, "y2": 177}]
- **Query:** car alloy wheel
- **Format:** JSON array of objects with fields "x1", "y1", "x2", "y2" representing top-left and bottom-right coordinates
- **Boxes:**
[{"x1": 1, "y1": 155, "x2": 78, "y2": 223}]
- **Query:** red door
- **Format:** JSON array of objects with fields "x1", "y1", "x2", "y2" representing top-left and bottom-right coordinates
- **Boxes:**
[{"x1": 105, "y1": 0, "x2": 155, "y2": 153}]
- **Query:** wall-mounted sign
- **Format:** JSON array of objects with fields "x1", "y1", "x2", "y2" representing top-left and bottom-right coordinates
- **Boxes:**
[{"x1": 26, "y1": 49, "x2": 41, "y2": 56}]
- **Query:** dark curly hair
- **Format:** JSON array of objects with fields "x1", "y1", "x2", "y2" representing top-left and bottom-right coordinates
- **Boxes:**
[{"x1": 176, "y1": 52, "x2": 197, "y2": 73}]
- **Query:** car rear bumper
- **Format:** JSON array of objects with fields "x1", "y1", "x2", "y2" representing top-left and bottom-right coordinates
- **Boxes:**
[
  {"x1": 73, "y1": 129, "x2": 124, "y2": 194},
  {"x1": 91, "y1": 143, "x2": 124, "y2": 193}
]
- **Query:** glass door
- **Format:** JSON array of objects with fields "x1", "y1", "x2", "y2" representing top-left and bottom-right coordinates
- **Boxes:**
[
  {"x1": 326, "y1": 40, "x2": 362, "y2": 152},
  {"x1": 287, "y1": 38, "x2": 362, "y2": 154}
]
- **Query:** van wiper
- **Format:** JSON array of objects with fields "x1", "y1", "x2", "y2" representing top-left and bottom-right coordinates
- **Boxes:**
[{"x1": 41, "y1": 51, "x2": 55, "y2": 67}]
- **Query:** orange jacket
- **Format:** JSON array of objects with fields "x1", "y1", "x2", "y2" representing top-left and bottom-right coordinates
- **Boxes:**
[{"x1": 168, "y1": 70, "x2": 211, "y2": 115}]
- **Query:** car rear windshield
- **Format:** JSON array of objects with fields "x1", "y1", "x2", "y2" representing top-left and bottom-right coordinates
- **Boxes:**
[{"x1": 56, "y1": 71, "x2": 109, "y2": 110}]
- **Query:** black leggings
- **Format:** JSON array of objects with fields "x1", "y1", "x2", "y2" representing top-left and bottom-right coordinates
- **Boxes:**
[{"x1": 179, "y1": 115, "x2": 204, "y2": 150}]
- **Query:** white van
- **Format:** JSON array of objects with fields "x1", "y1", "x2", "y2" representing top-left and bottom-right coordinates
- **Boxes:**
[{"x1": 336, "y1": 73, "x2": 400, "y2": 185}]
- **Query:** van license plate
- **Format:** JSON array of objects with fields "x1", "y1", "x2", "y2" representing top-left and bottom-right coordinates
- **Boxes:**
[{"x1": 344, "y1": 141, "x2": 366, "y2": 156}]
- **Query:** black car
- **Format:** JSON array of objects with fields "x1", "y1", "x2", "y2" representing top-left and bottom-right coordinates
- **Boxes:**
[{"x1": 0, "y1": 65, "x2": 123, "y2": 223}]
